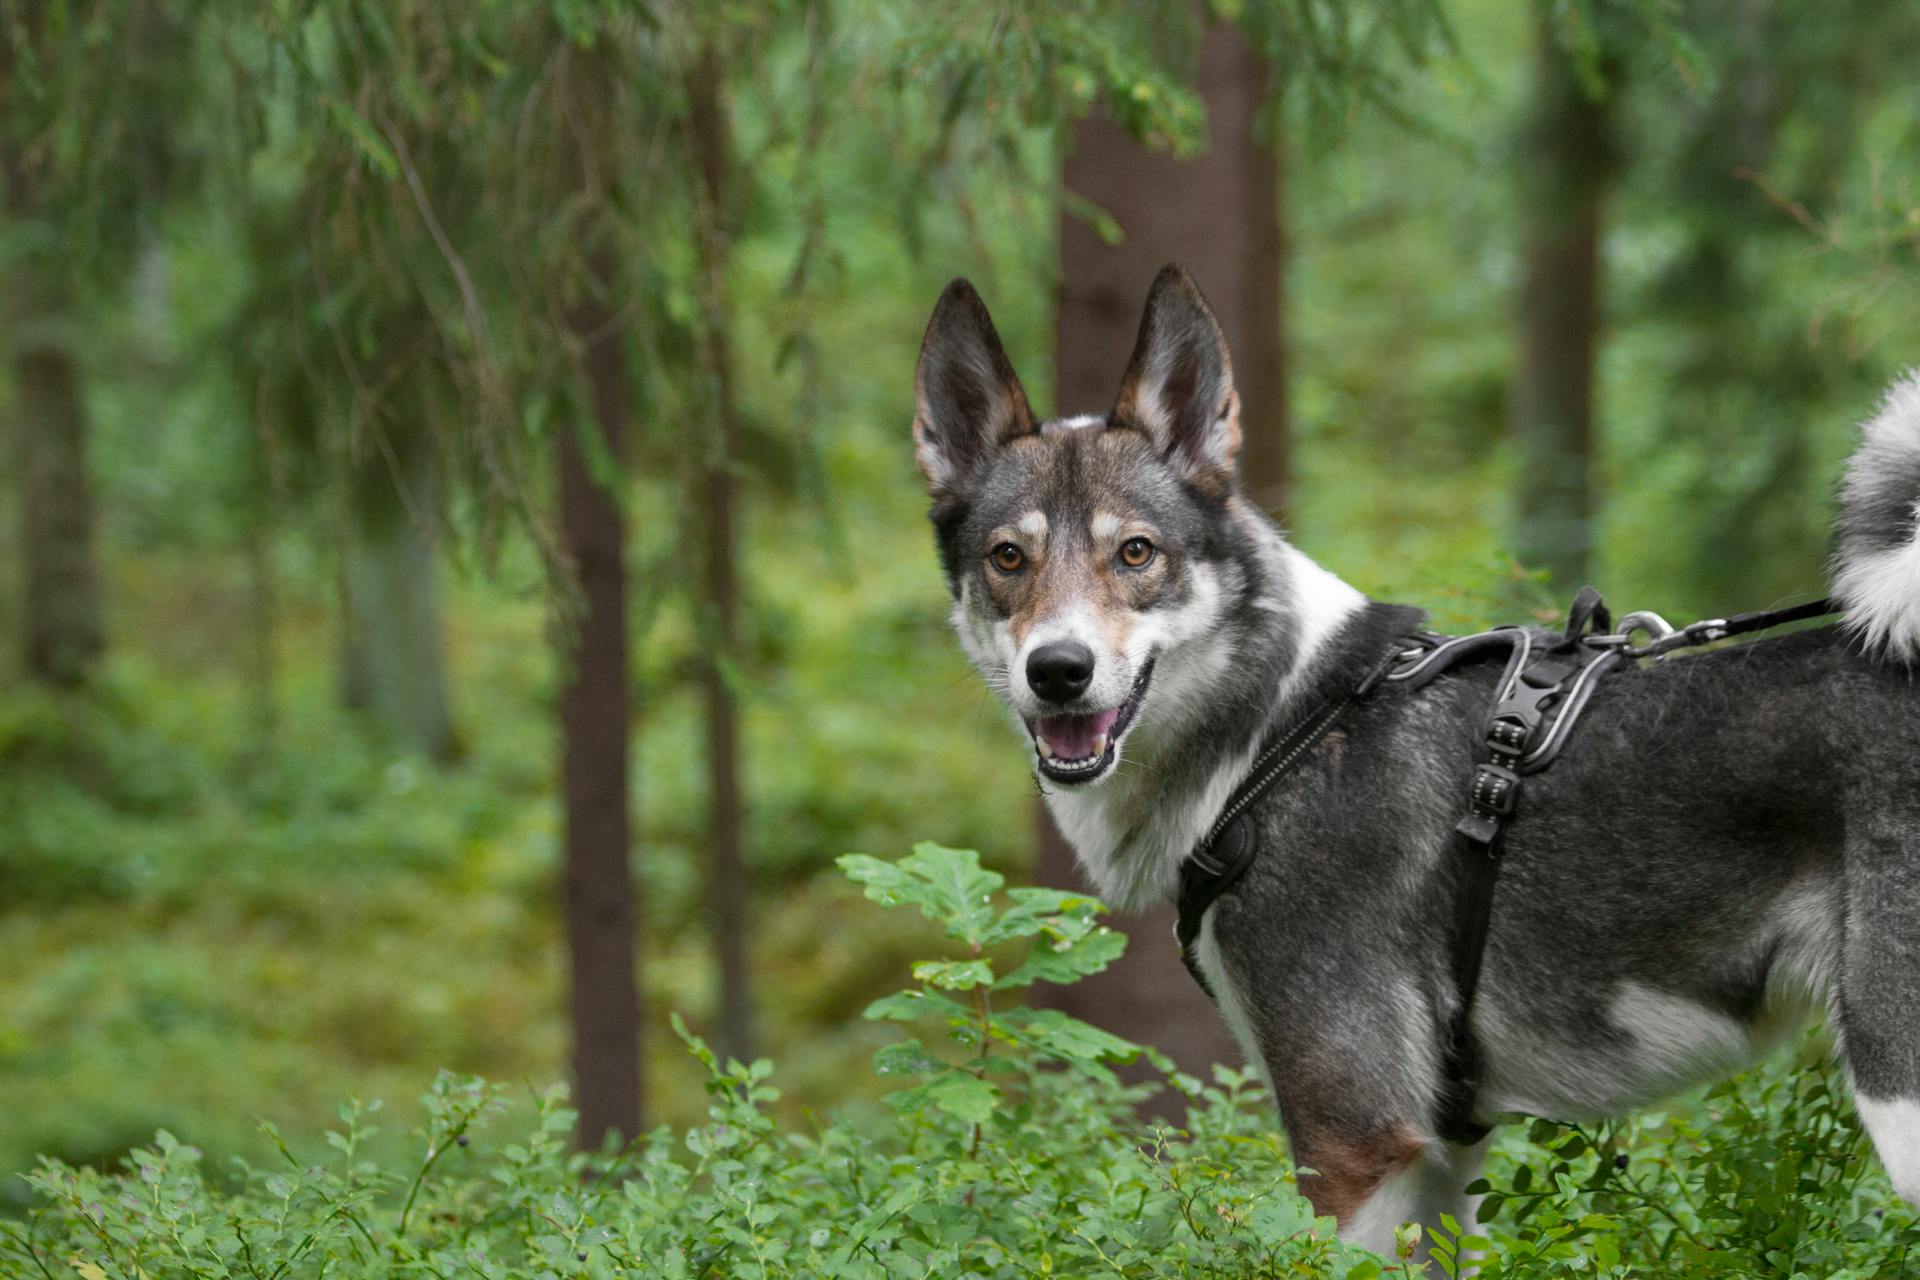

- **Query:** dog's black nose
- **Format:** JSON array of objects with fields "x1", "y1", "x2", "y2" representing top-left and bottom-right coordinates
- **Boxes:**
[{"x1": 1027, "y1": 641, "x2": 1094, "y2": 704}]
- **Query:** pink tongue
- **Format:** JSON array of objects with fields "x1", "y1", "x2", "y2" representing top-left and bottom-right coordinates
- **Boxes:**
[{"x1": 1035, "y1": 707, "x2": 1121, "y2": 760}]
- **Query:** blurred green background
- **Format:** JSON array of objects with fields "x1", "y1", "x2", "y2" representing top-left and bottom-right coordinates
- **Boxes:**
[{"x1": 2, "y1": 0, "x2": 1917, "y2": 1194}]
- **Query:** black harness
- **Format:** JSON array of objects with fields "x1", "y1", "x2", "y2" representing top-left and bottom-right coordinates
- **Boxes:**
[{"x1": 1174, "y1": 587, "x2": 1837, "y2": 1146}]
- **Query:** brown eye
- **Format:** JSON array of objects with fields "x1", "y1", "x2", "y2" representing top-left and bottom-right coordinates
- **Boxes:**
[
  {"x1": 1119, "y1": 537, "x2": 1155, "y2": 569},
  {"x1": 990, "y1": 543, "x2": 1026, "y2": 573}
]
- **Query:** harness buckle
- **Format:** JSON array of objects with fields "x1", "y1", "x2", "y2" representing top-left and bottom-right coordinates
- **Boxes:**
[
  {"x1": 1486, "y1": 715, "x2": 1530, "y2": 757},
  {"x1": 1468, "y1": 761, "x2": 1521, "y2": 819},
  {"x1": 1456, "y1": 762, "x2": 1520, "y2": 846}
]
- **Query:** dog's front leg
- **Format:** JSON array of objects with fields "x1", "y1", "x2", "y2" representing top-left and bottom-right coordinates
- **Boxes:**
[
  {"x1": 1286, "y1": 1114, "x2": 1492, "y2": 1270},
  {"x1": 1202, "y1": 917, "x2": 1493, "y2": 1268}
]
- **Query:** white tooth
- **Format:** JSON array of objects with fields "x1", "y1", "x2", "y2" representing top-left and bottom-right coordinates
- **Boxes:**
[
  {"x1": 1093, "y1": 733, "x2": 1108, "y2": 758},
  {"x1": 1036, "y1": 737, "x2": 1054, "y2": 759}
]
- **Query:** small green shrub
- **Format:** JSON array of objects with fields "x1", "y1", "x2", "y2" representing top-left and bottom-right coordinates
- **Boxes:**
[
  {"x1": 4, "y1": 843, "x2": 1912, "y2": 1278},
  {"x1": 1434, "y1": 1056, "x2": 1918, "y2": 1278},
  {"x1": 0, "y1": 843, "x2": 1390, "y2": 1279}
]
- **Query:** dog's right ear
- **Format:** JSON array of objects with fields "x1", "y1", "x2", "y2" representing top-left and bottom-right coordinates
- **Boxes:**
[{"x1": 913, "y1": 279, "x2": 1037, "y2": 501}]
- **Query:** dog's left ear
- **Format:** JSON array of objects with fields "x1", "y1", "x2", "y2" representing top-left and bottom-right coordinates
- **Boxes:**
[
  {"x1": 1112, "y1": 264, "x2": 1240, "y2": 494},
  {"x1": 913, "y1": 279, "x2": 1038, "y2": 502}
]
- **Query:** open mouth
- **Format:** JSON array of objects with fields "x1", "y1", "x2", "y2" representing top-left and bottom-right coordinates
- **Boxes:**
[{"x1": 1027, "y1": 660, "x2": 1155, "y2": 784}]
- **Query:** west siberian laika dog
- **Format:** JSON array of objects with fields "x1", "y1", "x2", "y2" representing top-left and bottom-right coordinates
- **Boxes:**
[{"x1": 912, "y1": 264, "x2": 1920, "y2": 1259}]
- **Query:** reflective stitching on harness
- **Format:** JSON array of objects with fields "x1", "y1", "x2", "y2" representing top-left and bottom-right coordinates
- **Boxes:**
[{"x1": 1203, "y1": 701, "x2": 1349, "y2": 847}]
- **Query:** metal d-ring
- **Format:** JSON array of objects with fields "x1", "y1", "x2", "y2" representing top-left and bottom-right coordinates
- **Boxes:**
[{"x1": 1616, "y1": 610, "x2": 1675, "y2": 646}]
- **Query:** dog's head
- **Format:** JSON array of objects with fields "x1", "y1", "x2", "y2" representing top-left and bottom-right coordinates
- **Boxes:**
[{"x1": 914, "y1": 264, "x2": 1247, "y2": 787}]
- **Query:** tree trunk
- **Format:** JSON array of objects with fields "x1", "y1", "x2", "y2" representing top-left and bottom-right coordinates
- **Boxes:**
[
  {"x1": 5, "y1": 95, "x2": 105, "y2": 688},
  {"x1": 559, "y1": 271, "x2": 642, "y2": 1149},
  {"x1": 340, "y1": 438, "x2": 456, "y2": 762},
  {"x1": 1512, "y1": 29, "x2": 1617, "y2": 590},
  {"x1": 14, "y1": 342, "x2": 105, "y2": 687},
  {"x1": 1039, "y1": 18, "x2": 1279, "y2": 1085},
  {"x1": 1057, "y1": 22, "x2": 1286, "y2": 513},
  {"x1": 688, "y1": 43, "x2": 755, "y2": 1066}
]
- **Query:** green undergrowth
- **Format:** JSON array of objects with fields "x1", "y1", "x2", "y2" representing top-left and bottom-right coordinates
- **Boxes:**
[
  {"x1": 5, "y1": 844, "x2": 1913, "y2": 1279},
  {"x1": 0, "y1": 539, "x2": 1011, "y2": 1190}
]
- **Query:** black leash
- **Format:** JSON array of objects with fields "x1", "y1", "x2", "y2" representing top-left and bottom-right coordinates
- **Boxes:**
[
  {"x1": 1175, "y1": 588, "x2": 1838, "y2": 1146},
  {"x1": 1613, "y1": 596, "x2": 1836, "y2": 658}
]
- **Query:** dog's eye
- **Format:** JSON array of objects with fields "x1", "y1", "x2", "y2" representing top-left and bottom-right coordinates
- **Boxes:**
[
  {"x1": 1118, "y1": 537, "x2": 1155, "y2": 569},
  {"x1": 989, "y1": 543, "x2": 1026, "y2": 573}
]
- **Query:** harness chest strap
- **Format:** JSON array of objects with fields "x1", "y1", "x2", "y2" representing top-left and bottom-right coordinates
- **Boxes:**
[
  {"x1": 1174, "y1": 678, "x2": 1384, "y2": 999},
  {"x1": 1175, "y1": 634, "x2": 1411, "y2": 997}
]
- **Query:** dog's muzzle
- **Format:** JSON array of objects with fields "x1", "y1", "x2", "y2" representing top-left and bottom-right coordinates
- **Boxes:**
[{"x1": 1027, "y1": 660, "x2": 1154, "y2": 784}]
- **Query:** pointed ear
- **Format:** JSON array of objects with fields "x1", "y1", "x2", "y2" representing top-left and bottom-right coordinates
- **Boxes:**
[
  {"x1": 913, "y1": 279, "x2": 1037, "y2": 501},
  {"x1": 1111, "y1": 264, "x2": 1240, "y2": 493}
]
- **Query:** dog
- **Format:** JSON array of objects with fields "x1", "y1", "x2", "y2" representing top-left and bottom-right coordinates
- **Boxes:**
[{"x1": 911, "y1": 264, "x2": 1920, "y2": 1260}]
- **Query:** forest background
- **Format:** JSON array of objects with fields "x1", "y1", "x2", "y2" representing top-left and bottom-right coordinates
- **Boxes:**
[{"x1": 4, "y1": 0, "x2": 1920, "y2": 1192}]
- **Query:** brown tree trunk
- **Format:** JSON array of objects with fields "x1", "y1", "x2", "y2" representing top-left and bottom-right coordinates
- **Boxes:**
[
  {"x1": 13, "y1": 342, "x2": 105, "y2": 687},
  {"x1": 1513, "y1": 28, "x2": 1618, "y2": 590},
  {"x1": 559, "y1": 268, "x2": 642, "y2": 1149},
  {"x1": 1039, "y1": 18, "x2": 1280, "y2": 1084},
  {"x1": 688, "y1": 44, "x2": 755, "y2": 1066},
  {"x1": 4, "y1": 76, "x2": 105, "y2": 688},
  {"x1": 1057, "y1": 22, "x2": 1286, "y2": 514}
]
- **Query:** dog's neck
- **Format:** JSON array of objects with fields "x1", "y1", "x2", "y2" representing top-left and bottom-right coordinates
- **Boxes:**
[{"x1": 1042, "y1": 501, "x2": 1371, "y2": 909}]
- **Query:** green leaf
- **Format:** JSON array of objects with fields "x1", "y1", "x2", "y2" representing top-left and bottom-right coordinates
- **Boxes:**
[
  {"x1": 996, "y1": 1006, "x2": 1140, "y2": 1064},
  {"x1": 1248, "y1": 1191, "x2": 1316, "y2": 1240},
  {"x1": 862, "y1": 990, "x2": 969, "y2": 1023},
  {"x1": 919, "y1": 1070, "x2": 998, "y2": 1124},
  {"x1": 913, "y1": 959, "x2": 995, "y2": 990},
  {"x1": 836, "y1": 853, "x2": 921, "y2": 905},
  {"x1": 983, "y1": 886, "x2": 1100, "y2": 944},
  {"x1": 838, "y1": 845, "x2": 1003, "y2": 946},
  {"x1": 670, "y1": 1012, "x2": 731, "y2": 1085},
  {"x1": 837, "y1": 1181, "x2": 926, "y2": 1265},
  {"x1": 996, "y1": 922, "x2": 1126, "y2": 989},
  {"x1": 873, "y1": 1039, "x2": 946, "y2": 1078},
  {"x1": 901, "y1": 843, "x2": 1002, "y2": 945}
]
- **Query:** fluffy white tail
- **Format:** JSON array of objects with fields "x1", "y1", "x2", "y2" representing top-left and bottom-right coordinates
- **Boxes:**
[{"x1": 1832, "y1": 372, "x2": 1920, "y2": 661}]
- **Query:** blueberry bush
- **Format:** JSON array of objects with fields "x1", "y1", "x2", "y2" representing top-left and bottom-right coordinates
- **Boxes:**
[{"x1": 3, "y1": 844, "x2": 1911, "y2": 1278}]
